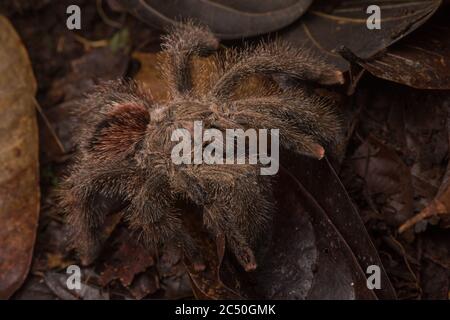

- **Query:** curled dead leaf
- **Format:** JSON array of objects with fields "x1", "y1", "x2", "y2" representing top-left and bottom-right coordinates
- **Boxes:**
[
  {"x1": 341, "y1": 8, "x2": 450, "y2": 90},
  {"x1": 281, "y1": 0, "x2": 442, "y2": 72},
  {"x1": 110, "y1": 0, "x2": 313, "y2": 39}
]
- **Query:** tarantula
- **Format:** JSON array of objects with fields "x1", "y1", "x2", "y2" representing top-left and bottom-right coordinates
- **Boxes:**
[{"x1": 61, "y1": 22, "x2": 343, "y2": 272}]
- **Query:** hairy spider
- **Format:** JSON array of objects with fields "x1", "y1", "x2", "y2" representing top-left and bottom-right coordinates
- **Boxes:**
[{"x1": 60, "y1": 22, "x2": 343, "y2": 271}]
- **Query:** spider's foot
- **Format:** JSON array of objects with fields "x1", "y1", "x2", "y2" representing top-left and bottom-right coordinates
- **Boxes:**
[
  {"x1": 193, "y1": 260, "x2": 206, "y2": 272},
  {"x1": 187, "y1": 249, "x2": 206, "y2": 272},
  {"x1": 78, "y1": 242, "x2": 102, "y2": 266},
  {"x1": 180, "y1": 235, "x2": 206, "y2": 272},
  {"x1": 225, "y1": 233, "x2": 257, "y2": 271},
  {"x1": 233, "y1": 245, "x2": 257, "y2": 272}
]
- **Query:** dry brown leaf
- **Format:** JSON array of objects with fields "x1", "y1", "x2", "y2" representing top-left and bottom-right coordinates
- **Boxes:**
[
  {"x1": 0, "y1": 15, "x2": 40, "y2": 299},
  {"x1": 399, "y1": 104, "x2": 450, "y2": 233},
  {"x1": 98, "y1": 230, "x2": 156, "y2": 287},
  {"x1": 352, "y1": 137, "x2": 414, "y2": 226},
  {"x1": 132, "y1": 52, "x2": 170, "y2": 102}
]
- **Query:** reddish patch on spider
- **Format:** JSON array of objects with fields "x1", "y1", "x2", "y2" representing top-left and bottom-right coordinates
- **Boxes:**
[
  {"x1": 193, "y1": 262, "x2": 206, "y2": 272},
  {"x1": 90, "y1": 104, "x2": 150, "y2": 155},
  {"x1": 244, "y1": 262, "x2": 257, "y2": 272},
  {"x1": 311, "y1": 143, "x2": 325, "y2": 160}
]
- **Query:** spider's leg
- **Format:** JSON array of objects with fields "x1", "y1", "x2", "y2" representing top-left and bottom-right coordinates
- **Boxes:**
[
  {"x1": 178, "y1": 165, "x2": 274, "y2": 271},
  {"x1": 60, "y1": 163, "x2": 131, "y2": 265},
  {"x1": 210, "y1": 41, "x2": 344, "y2": 100},
  {"x1": 61, "y1": 82, "x2": 152, "y2": 264},
  {"x1": 125, "y1": 169, "x2": 206, "y2": 271},
  {"x1": 161, "y1": 22, "x2": 219, "y2": 97},
  {"x1": 124, "y1": 169, "x2": 178, "y2": 247},
  {"x1": 226, "y1": 93, "x2": 342, "y2": 159}
]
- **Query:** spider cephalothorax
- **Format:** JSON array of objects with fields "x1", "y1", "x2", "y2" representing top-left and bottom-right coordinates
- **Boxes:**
[{"x1": 61, "y1": 22, "x2": 343, "y2": 271}]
